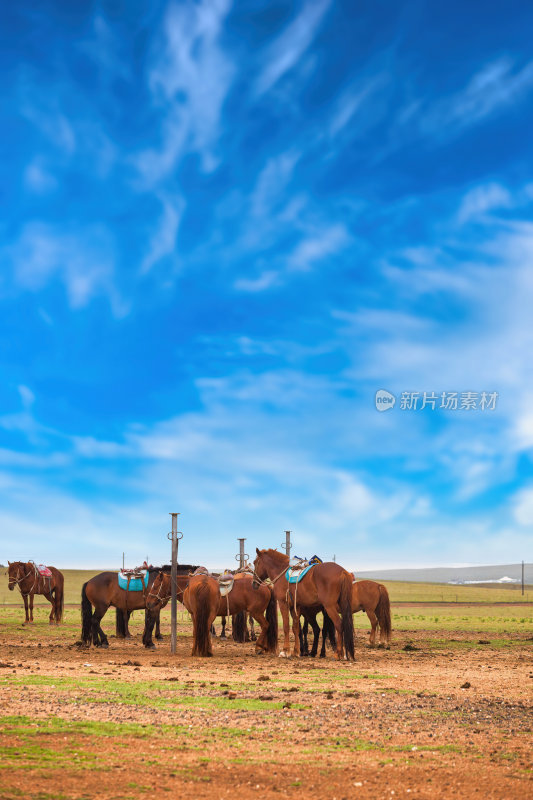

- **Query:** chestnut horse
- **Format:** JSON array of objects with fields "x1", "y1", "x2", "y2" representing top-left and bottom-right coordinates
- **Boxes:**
[
  {"x1": 302, "y1": 579, "x2": 392, "y2": 656},
  {"x1": 253, "y1": 549, "x2": 354, "y2": 660},
  {"x1": 81, "y1": 565, "x2": 198, "y2": 648},
  {"x1": 215, "y1": 573, "x2": 277, "y2": 653},
  {"x1": 183, "y1": 573, "x2": 220, "y2": 657},
  {"x1": 7, "y1": 561, "x2": 64, "y2": 624}
]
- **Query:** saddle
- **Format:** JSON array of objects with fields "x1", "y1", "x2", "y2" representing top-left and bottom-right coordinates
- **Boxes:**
[
  {"x1": 37, "y1": 564, "x2": 52, "y2": 577},
  {"x1": 217, "y1": 572, "x2": 235, "y2": 597},
  {"x1": 118, "y1": 568, "x2": 148, "y2": 593},
  {"x1": 285, "y1": 557, "x2": 316, "y2": 584}
]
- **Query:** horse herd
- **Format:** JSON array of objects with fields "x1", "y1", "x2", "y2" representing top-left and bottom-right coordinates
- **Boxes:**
[{"x1": 7, "y1": 550, "x2": 392, "y2": 660}]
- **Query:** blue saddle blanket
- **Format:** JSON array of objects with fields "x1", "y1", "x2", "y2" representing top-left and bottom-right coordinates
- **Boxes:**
[
  {"x1": 285, "y1": 564, "x2": 315, "y2": 584},
  {"x1": 118, "y1": 570, "x2": 148, "y2": 592}
]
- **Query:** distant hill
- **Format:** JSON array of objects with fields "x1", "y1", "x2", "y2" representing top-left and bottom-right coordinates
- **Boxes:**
[{"x1": 355, "y1": 563, "x2": 532, "y2": 585}]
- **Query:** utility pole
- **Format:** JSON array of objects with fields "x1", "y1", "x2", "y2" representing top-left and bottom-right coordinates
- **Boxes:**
[
  {"x1": 168, "y1": 513, "x2": 183, "y2": 655},
  {"x1": 522, "y1": 560, "x2": 525, "y2": 596}
]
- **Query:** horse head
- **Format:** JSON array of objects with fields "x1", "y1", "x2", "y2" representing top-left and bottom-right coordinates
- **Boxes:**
[
  {"x1": 7, "y1": 561, "x2": 24, "y2": 590},
  {"x1": 146, "y1": 570, "x2": 170, "y2": 611}
]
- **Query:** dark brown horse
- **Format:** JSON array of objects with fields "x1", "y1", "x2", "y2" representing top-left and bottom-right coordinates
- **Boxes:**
[
  {"x1": 7, "y1": 561, "x2": 64, "y2": 624},
  {"x1": 81, "y1": 565, "x2": 198, "y2": 648},
  {"x1": 253, "y1": 549, "x2": 354, "y2": 660},
  {"x1": 302, "y1": 580, "x2": 392, "y2": 656}
]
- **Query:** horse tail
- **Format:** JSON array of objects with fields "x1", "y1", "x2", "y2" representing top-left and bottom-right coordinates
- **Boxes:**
[
  {"x1": 194, "y1": 581, "x2": 213, "y2": 657},
  {"x1": 232, "y1": 611, "x2": 247, "y2": 643},
  {"x1": 115, "y1": 608, "x2": 127, "y2": 638},
  {"x1": 81, "y1": 582, "x2": 93, "y2": 644},
  {"x1": 376, "y1": 584, "x2": 392, "y2": 641},
  {"x1": 58, "y1": 577, "x2": 64, "y2": 623},
  {"x1": 265, "y1": 590, "x2": 278, "y2": 653},
  {"x1": 339, "y1": 573, "x2": 355, "y2": 660},
  {"x1": 54, "y1": 571, "x2": 64, "y2": 623},
  {"x1": 323, "y1": 610, "x2": 336, "y2": 650}
]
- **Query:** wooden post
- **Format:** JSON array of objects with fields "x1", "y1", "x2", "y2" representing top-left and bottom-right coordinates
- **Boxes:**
[{"x1": 522, "y1": 561, "x2": 525, "y2": 596}]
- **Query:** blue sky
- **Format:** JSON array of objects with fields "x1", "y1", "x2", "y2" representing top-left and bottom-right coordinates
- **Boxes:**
[{"x1": 1, "y1": 0, "x2": 532, "y2": 569}]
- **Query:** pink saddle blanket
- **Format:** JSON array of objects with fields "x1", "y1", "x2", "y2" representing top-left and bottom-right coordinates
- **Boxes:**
[{"x1": 38, "y1": 565, "x2": 52, "y2": 577}]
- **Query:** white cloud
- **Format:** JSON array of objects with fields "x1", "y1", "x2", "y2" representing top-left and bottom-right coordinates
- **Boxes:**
[
  {"x1": 18, "y1": 386, "x2": 35, "y2": 409},
  {"x1": 250, "y1": 151, "x2": 300, "y2": 219},
  {"x1": 288, "y1": 224, "x2": 349, "y2": 271},
  {"x1": 512, "y1": 486, "x2": 533, "y2": 526},
  {"x1": 458, "y1": 182, "x2": 512, "y2": 223},
  {"x1": 137, "y1": 0, "x2": 234, "y2": 182},
  {"x1": 141, "y1": 195, "x2": 184, "y2": 275},
  {"x1": 233, "y1": 270, "x2": 280, "y2": 292},
  {"x1": 24, "y1": 159, "x2": 57, "y2": 194},
  {"x1": 254, "y1": 0, "x2": 331, "y2": 96},
  {"x1": 4, "y1": 222, "x2": 124, "y2": 314}
]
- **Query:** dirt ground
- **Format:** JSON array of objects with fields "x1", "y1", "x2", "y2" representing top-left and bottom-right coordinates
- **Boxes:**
[{"x1": 0, "y1": 612, "x2": 531, "y2": 800}]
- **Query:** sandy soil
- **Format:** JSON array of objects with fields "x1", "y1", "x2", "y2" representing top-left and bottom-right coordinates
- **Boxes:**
[{"x1": 0, "y1": 622, "x2": 531, "y2": 800}]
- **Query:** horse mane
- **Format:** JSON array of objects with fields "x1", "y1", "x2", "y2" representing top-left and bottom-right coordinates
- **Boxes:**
[
  {"x1": 262, "y1": 548, "x2": 288, "y2": 561},
  {"x1": 148, "y1": 564, "x2": 200, "y2": 575}
]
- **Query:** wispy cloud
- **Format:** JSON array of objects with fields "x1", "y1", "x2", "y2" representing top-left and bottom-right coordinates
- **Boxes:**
[
  {"x1": 415, "y1": 58, "x2": 533, "y2": 139},
  {"x1": 457, "y1": 182, "x2": 512, "y2": 223},
  {"x1": 288, "y1": 224, "x2": 349, "y2": 271},
  {"x1": 4, "y1": 222, "x2": 124, "y2": 314},
  {"x1": 234, "y1": 270, "x2": 280, "y2": 293},
  {"x1": 254, "y1": 0, "x2": 331, "y2": 97},
  {"x1": 137, "y1": 0, "x2": 234, "y2": 182},
  {"x1": 141, "y1": 195, "x2": 184, "y2": 275}
]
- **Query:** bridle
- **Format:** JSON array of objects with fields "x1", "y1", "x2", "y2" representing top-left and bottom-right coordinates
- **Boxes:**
[
  {"x1": 146, "y1": 571, "x2": 185, "y2": 607},
  {"x1": 8, "y1": 563, "x2": 35, "y2": 595},
  {"x1": 252, "y1": 559, "x2": 288, "y2": 590}
]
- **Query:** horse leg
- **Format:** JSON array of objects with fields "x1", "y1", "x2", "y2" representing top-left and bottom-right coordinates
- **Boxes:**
[
  {"x1": 309, "y1": 615, "x2": 320, "y2": 658},
  {"x1": 92, "y1": 604, "x2": 109, "y2": 647},
  {"x1": 249, "y1": 614, "x2": 256, "y2": 641},
  {"x1": 155, "y1": 611, "x2": 163, "y2": 640},
  {"x1": 250, "y1": 610, "x2": 268, "y2": 653},
  {"x1": 299, "y1": 617, "x2": 308, "y2": 656},
  {"x1": 43, "y1": 591, "x2": 54, "y2": 624},
  {"x1": 320, "y1": 623, "x2": 327, "y2": 658},
  {"x1": 323, "y1": 604, "x2": 344, "y2": 661},
  {"x1": 143, "y1": 611, "x2": 157, "y2": 649},
  {"x1": 220, "y1": 616, "x2": 226, "y2": 639},
  {"x1": 278, "y1": 600, "x2": 291, "y2": 658},
  {"x1": 23, "y1": 594, "x2": 29, "y2": 624},
  {"x1": 367, "y1": 610, "x2": 378, "y2": 647},
  {"x1": 29, "y1": 593, "x2": 34, "y2": 623},
  {"x1": 291, "y1": 605, "x2": 301, "y2": 658}
]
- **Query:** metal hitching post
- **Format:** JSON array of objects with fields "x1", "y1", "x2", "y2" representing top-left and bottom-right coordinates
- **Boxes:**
[
  {"x1": 281, "y1": 530, "x2": 292, "y2": 558},
  {"x1": 168, "y1": 513, "x2": 182, "y2": 655}
]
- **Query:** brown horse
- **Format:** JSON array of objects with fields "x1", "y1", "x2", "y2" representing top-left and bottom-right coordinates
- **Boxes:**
[
  {"x1": 352, "y1": 580, "x2": 392, "y2": 647},
  {"x1": 302, "y1": 579, "x2": 392, "y2": 656},
  {"x1": 215, "y1": 573, "x2": 277, "y2": 653},
  {"x1": 81, "y1": 565, "x2": 198, "y2": 648},
  {"x1": 253, "y1": 548, "x2": 354, "y2": 660},
  {"x1": 7, "y1": 561, "x2": 64, "y2": 624},
  {"x1": 183, "y1": 573, "x2": 220, "y2": 657}
]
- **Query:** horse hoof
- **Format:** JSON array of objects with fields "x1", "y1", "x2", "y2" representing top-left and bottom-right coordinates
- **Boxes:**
[
  {"x1": 145, "y1": 643, "x2": 156, "y2": 650},
  {"x1": 155, "y1": 635, "x2": 163, "y2": 641},
  {"x1": 100, "y1": 642, "x2": 109, "y2": 649}
]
